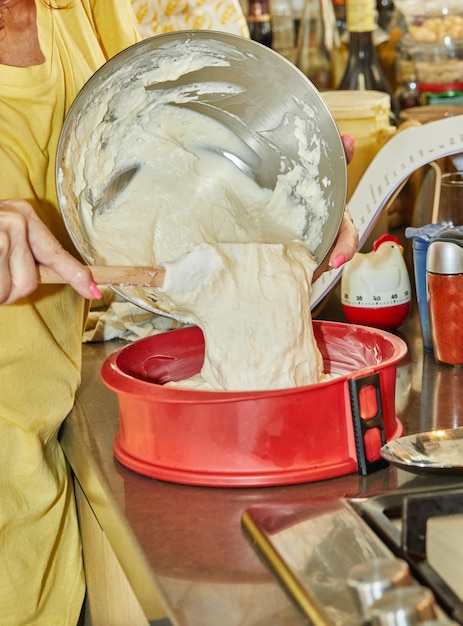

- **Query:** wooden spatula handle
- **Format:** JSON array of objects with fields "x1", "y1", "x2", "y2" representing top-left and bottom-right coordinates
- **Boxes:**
[{"x1": 38, "y1": 265, "x2": 165, "y2": 288}]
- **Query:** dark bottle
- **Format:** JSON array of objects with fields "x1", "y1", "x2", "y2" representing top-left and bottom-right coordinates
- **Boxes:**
[
  {"x1": 394, "y1": 43, "x2": 421, "y2": 111},
  {"x1": 376, "y1": 0, "x2": 394, "y2": 32},
  {"x1": 333, "y1": 0, "x2": 347, "y2": 38},
  {"x1": 337, "y1": 0, "x2": 394, "y2": 100},
  {"x1": 247, "y1": 0, "x2": 273, "y2": 48}
]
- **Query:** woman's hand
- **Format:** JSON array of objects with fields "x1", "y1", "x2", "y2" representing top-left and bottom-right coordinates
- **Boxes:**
[
  {"x1": 0, "y1": 199, "x2": 102, "y2": 304},
  {"x1": 313, "y1": 134, "x2": 359, "y2": 281},
  {"x1": 341, "y1": 133, "x2": 355, "y2": 166}
]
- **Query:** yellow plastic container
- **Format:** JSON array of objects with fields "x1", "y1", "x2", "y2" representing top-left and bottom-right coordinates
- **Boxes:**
[{"x1": 321, "y1": 90, "x2": 396, "y2": 200}]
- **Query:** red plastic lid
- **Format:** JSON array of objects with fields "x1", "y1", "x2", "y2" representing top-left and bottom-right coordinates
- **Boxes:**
[{"x1": 417, "y1": 82, "x2": 463, "y2": 93}]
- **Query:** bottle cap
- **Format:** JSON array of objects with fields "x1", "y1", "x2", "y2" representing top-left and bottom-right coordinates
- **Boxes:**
[
  {"x1": 427, "y1": 232, "x2": 463, "y2": 274},
  {"x1": 405, "y1": 223, "x2": 460, "y2": 245}
]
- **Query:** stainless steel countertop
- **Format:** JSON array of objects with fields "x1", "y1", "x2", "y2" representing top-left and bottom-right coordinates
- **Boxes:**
[{"x1": 61, "y1": 296, "x2": 463, "y2": 625}]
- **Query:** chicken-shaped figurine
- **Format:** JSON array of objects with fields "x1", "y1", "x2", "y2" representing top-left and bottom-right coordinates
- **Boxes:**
[{"x1": 341, "y1": 234, "x2": 411, "y2": 331}]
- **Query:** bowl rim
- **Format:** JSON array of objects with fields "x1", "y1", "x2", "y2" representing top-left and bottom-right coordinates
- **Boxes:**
[{"x1": 100, "y1": 320, "x2": 408, "y2": 401}]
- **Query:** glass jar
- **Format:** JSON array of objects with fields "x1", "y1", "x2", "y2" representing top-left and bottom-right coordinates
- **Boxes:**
[{"x1": 394, "y1": 1, "x2": 463, "y2": 104}]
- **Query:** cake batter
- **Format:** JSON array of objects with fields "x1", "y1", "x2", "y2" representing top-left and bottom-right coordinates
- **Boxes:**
[{"x1": 59, "y1": 39, "x2": 335, "y2": 391}]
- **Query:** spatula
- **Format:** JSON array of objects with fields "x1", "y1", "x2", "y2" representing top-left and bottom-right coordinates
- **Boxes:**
[
  {"x1": 90, "y1": 166, "x2": 139, "y2": 220},
  {"x1": 38, "y1": 265, "x2": 165, "y2": 288}
]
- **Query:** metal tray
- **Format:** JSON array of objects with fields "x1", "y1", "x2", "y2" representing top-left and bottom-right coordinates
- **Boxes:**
[{"x1": 381, "y1": 427, "x2": 463, "y2": 475}]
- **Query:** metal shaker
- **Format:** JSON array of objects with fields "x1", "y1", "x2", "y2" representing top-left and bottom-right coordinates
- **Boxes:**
[{"x1": 427, "y1": 230, "x2": 463, "y2": 366}]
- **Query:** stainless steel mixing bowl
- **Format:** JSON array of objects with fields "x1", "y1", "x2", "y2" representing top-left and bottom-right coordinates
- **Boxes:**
[{"x1": 56, "y1": 30, "x2": 347, "y2": 316}]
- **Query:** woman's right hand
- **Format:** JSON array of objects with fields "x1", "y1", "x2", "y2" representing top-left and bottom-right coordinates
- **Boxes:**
[{"x1": 0, "y1": 199, "x2": 101, "y2": 304}]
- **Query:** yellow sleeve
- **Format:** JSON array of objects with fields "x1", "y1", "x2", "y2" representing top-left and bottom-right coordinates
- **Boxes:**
[{"x1": 81, "y1": 0, "x2": 142, "y2": 58}]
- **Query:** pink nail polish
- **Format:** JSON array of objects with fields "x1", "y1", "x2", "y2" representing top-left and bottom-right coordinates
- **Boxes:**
[
  {"x1": 89, "y1": 282, "x2": 102, "y2": 299},
  {"x1": 341, "y1": 133, "x2": 354, "y2": 145},
  {"x1": 332, "y1": 254, "x2": 346, "y2": 269}
]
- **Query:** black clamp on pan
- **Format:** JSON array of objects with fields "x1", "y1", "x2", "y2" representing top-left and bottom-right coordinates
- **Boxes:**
[{"x1": 349, "y1": 372, "x2": 389, "y2": 476}]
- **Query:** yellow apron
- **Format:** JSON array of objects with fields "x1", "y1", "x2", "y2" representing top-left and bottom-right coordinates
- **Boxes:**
[{"x1": 0, "y1": 2, "x2": 139, "y2": 624}]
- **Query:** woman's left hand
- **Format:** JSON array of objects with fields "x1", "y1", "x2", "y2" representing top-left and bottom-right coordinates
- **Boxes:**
[
  {"x1": 0, "y1": 199, "x2": 102, "y2": 304},
  {"x1": 313, "y1": 134, "x2": 359, "y2": 281}
]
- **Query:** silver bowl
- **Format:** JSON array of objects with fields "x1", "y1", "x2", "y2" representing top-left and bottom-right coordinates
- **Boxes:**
[{"x1": 56, "y1": 31, "x2": 346, "y2": 316}]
